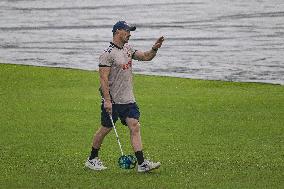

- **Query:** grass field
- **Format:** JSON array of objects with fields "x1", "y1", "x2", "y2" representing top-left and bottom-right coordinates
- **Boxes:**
[{"x1": 0, "y1": 63, "x2": 283, "y2": 189}]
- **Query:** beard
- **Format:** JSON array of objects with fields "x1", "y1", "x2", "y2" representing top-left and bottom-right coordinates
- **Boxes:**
[{"x1": 124, "y1": 35, "x2": 131, "y2": 43}]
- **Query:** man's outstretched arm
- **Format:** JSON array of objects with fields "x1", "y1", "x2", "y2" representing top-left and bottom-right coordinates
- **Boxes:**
[{"x1": 133, "y1": 36, "x2": 165, "y2": 61}]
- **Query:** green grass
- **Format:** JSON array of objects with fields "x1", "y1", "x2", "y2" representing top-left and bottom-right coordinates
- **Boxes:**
[{"x1": 0, "y1": 63, "x2": 283, "y2": 189}]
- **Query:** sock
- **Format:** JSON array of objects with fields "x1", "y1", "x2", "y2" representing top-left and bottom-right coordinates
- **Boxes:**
[
  {"x1": 135, "y1": 151, "x2": 144, "y2": 165},
  {"x1": 89, "y1": 147, "x2": 99, "y2": 160}
]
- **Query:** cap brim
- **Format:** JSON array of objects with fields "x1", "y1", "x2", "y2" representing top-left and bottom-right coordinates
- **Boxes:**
[{"x1": 129, "y1": 26, "x2": 136, "y2": 31}]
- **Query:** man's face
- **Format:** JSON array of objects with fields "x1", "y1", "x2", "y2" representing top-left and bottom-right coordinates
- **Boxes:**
[{"x1": 117, "y1": 29, "x2": 131, "y2": 43}]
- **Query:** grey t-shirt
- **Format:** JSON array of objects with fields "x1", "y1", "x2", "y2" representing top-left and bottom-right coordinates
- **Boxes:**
[{"x1": 99, "y1": 42, "x2": 137, "y2": 104}]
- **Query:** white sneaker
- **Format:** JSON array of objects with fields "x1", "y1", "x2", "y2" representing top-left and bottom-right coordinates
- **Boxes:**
[
  {"x1": 137, "y1": 159, "x2": 161, "y2": 172},
  {"x1": 85, "y1": 157, "x2": 107, "y2": 171}
]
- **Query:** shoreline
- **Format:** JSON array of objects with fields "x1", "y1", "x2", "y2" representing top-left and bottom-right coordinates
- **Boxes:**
[{"x1": 1, "y1": 62, "x2": 283, "y2": 86}]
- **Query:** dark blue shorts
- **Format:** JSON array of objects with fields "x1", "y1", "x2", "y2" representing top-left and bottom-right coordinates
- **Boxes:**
[{"x1": 101, "y1": 102, "x2": 140, "y2": 128}]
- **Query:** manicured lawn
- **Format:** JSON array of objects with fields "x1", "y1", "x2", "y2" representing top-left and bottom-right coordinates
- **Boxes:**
[{"x1": 1, "y1": 64, "x2": 283, "y2": 188}]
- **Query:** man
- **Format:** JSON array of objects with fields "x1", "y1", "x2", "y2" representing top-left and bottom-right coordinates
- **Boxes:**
[{"x1": 85, "y1": 21, "x2": 164, "y2": 172}]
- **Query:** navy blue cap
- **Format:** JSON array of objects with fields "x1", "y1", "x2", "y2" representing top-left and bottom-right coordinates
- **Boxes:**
[{"x1": 112, "y1": 21, "x2": 136, "y2": 33}]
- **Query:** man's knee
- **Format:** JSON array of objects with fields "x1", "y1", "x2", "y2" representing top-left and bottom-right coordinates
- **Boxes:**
[
  {"x1": 96, "y1": 126, "x2": 112, "y2": 136},
  {"x1": 127, "y1": 118, "x2": 140, "y2": 133}
]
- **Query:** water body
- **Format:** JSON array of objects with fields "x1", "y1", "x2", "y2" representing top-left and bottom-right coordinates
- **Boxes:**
[{"x1": 0, "y1": 0, "x2": 283, "y2": 85}]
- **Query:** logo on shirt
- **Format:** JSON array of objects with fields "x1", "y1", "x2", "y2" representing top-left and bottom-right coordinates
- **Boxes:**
[
  {"x1": 127, "y1": 50, "x2": 132, "y2": 58},
  {"x1": 121, "y1": 47, "x2": 133, "y2": 70},
  {"x1": 122, "y1": 60, "x2": 132, "y2": 70}
]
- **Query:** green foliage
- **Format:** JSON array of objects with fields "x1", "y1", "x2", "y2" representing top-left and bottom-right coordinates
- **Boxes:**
[{"x1": 1, "y1": 64, "x2": 283, "y2": 189}]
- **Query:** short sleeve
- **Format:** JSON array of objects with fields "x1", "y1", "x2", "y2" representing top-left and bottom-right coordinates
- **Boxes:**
[
  {"x1": 130, "y1": 45, "x2": 136, "y2": 57},
  {"x1": 99, "y1": 51, "x2": 112, "y2": 67},
  {"x1": 124, "y1": 43, "x2": 137, "y2": 59}
]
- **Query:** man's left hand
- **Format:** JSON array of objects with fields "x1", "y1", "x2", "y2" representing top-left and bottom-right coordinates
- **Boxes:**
[{"x1": 152, "y1": 36, "x2": 165, "y2": 50}]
